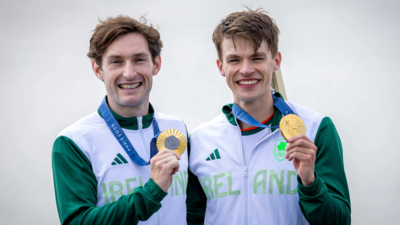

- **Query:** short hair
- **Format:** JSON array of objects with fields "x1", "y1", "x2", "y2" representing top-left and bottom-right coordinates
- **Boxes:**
[
  {"x1": 87, "y1": 15, "x2": 163, "y2": 68},
  {"x1": 212, "y1": 8, "x2": 280, "y2": 62}
]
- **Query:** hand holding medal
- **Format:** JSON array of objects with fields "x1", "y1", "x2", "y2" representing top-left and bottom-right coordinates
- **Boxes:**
[
  {"x1": 150, "y1": 129, "x2": 187, "y2": 192},
  {"x1": 282, "y1": 115, "x2": 317, "y2": 186}
]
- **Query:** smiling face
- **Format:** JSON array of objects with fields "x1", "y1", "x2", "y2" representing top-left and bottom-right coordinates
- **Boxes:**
[
  {"x1": 92, "y1": 32, "x2": 161, "y2": 114},
  {"x1": 217, "y1": 36, "x2": 281, "y2": 106}
]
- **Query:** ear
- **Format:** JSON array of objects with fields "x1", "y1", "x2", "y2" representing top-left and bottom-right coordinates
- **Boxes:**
[
  {"x1": 152, "y1": 55, "x2": 162, "y2": 76},
  {"x1": 92, "y1": 60, "x2": 104, "y2": 81},
  {"x1": 217, "y1": 59, "x2": 225, "y2": 77},
  {"x1": 273, "y1": 51, "x2": 282, "y2": 72}
]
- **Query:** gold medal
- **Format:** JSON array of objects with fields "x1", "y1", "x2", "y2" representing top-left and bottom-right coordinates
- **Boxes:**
[
  {"x1": 156, "y1": 129, "x2": 187, "y2": 156},
  {"x1": 279, "y1": 114, "x2": 306, "y2": 141}
]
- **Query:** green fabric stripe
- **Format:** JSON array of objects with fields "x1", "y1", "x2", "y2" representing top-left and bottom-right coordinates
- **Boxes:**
[
  {"x1": 214, "y1": 149, "x2": 221, "y2": 159},
  {"x1": 210, "y1": 153, "x2": 216, "y2": 160},
  {"x1": 111, "y1": 162, "x2": 117, "y2": 165},
  {"x1": 206, "y1": 157, "x2": 210, "y2": 161},
  {"x1": 117, "y1": 153, "x2": 128, "y2": 164},
  {"x1": 114, "y1": 157, "x2": 123, "y2": 165}
]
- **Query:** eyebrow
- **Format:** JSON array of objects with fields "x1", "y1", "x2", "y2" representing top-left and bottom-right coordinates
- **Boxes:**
[
  {"x1": 225, "y1": 52, "x2": 267, "y2": 60},
  {"x1": 225, "y1": 54, "x2": 241, "y2": 59},
  {"x1": 251, "y1": 52, "x2": 267, "y2": 58},
  {"x1": 106, "y1": 52, "x2": 150, "y2": 59}
]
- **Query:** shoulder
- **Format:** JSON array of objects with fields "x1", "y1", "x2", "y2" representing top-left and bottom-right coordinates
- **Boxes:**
[
  {"x1": 57, "y1": 112, "x2": 106, "y2": 141},
  {"x1": 285, "y1": 101, "x2": 328, "y2": 141},
  {"x1": 154, "y1": 111, "x2": 189, "y2": 134},
  {"x1": 286, "y1": 101, "x2": 326, "y2": 124},
  {"x1": 155, "y1": 112, "x2": 185, "y2": 124},
  {"x1": 191, "y1": 113, "x2": 231, "y2": 138}
]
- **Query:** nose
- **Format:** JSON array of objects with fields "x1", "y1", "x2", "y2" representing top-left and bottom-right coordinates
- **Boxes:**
[
  {"x1": 123, "y1": 61, "x2": 137, "y2": 79},
  {"x1": 239, "y1": 59, "x2": 254, "y2": 76}
]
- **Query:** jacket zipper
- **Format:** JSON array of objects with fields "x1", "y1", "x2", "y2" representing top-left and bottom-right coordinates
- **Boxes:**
[
  {"x1": 253, "y1": 129, "x2": 279, "y2": 150},
  {"x1": 239, "y1": 126, "x2": 279, "y2": 225},
  {"x1": 237, "y1": 128, "x2": 248, "y2": 225}
]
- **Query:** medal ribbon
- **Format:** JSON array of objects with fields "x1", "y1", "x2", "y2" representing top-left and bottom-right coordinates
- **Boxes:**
[
  {"x1": 232, "y1": 93, "x2": 295, "y2": 129},
  {"x1": 99, "y1": 97, "x2": 161, "y2": 166}
]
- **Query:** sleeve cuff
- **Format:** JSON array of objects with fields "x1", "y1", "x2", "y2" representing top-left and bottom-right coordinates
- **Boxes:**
[
  {"x1": 297, "y1": 173, "x2": 324, "y2": 197},
  {"x1": 143, "y1": 178, "x2": 167, "y2": 202}
]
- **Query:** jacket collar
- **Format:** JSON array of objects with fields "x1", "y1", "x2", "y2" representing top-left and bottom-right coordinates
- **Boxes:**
[{"x1": 98, "y1": 97, "x2": 155, "y2": 130}]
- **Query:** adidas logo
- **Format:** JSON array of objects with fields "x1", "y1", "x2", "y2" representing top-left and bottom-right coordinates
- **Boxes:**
[
  {"x1": 206, "y1": 149, "x2": 221, "y2": 161},
  {"x1": 111, "y1": 153, "x2": 129, "y2": 165}
]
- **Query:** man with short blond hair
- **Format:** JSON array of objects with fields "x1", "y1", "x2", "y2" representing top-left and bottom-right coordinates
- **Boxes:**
[
  {"x1": 187, "y1": 8, "x2": 351, "y2": 225},
  {"x1": 53, "y1": 16, "x2": 188, "y2": 225}
]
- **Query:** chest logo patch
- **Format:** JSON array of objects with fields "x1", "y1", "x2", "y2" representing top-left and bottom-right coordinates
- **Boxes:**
[
  {"x1": 111, "y1": 153, "x2": 129, "y2": 165},
  {"x1": 274, "y1": 139, "x2": 287, "y2": 161},
  {"x1": 206, "y1": 149, "x2": 221, "y2": 161}
]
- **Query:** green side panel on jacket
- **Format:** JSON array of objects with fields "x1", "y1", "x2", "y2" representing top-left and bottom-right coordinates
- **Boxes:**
[
  {"x1": 297, "y1": 117, "x2": 351, "y2": 225},
  {"x1": 52, "y1": 136, "x2": 166, "y2": 225},
  {"x1": 186, "y1": 134, "x2": 207, "y2": 225}
]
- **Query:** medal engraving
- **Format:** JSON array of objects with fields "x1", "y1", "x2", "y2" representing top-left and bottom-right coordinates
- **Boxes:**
[
  {"x1": 279, "y1": 114, "x2": 306, "y2": 141},
  {"x1": 165, "y1": 136, "x2": 180, "y2": 150},
  {"x1": 156, "y1": 129, "x2": 187, "y2": 156}
]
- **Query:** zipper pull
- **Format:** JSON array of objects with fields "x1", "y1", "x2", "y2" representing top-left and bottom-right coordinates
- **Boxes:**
[
  {"x1": 138, "y1": 117, "x2": 143, "y2": 128},
  {"x1": 244, "y1": 166, "x2": 248, "y2": 177}
]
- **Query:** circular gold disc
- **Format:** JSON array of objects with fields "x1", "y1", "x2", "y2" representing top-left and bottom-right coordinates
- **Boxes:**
[
  {"x1": 279, "y1": 114, "x2": 306, "y2": 141},
  {"x1": 156, "y1": 129, "x2": 187, "y2": 156}
]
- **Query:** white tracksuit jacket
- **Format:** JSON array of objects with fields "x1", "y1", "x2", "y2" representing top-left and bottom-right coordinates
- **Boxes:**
[
  {"x1": 189, "y1": 101, "x2": 326, "y2": 225},
  {"x1": 55, "y1": 108, "x2": 188, "y2": 225}
]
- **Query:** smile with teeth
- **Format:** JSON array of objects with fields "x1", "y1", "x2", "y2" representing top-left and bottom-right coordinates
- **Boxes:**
[
  {"x1": 238, "y1": 80, "x2": 260, "y2": 85},
  {"x1": 119, "y1": 83, "x2": 142, "y2": 90}
]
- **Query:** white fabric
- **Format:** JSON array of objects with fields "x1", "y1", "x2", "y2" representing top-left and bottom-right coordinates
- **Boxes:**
[
  {"x1": 59, "y1": 111, "x2": 188, "y2": 225},
  {"x1": 242, "y1": 128, "x2": 270, "y2": 165},
  {"x1": 190, "y1": 101, "x2": 325, "y2": 225}
]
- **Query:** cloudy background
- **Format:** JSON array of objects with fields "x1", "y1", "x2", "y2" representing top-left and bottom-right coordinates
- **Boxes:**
[{"x1": 0, "y1": 0, "x2": 399, "y2": 224}]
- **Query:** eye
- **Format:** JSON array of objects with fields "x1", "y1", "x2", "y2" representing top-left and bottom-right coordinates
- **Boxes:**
[
  {"x1": 229, "y1": 59, "x2": 239, "y2": 63},
  {"x1": 253, "y1": 57, "x2": 264, "y2": 61},
  {"x1": 111, "y1": 60, "x2": 121, "y2": 64},
  {"x1": 136, "y1": 58, "x2": 145, "y2": 62}
]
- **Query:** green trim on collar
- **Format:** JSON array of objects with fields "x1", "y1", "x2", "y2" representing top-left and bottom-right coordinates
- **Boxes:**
[
  {"x1": 222, "y1": 104, "x2": 237, "y2": 126},
  {"x1": 97, "y1": 97, "x2": 155, "y2": 130},
  {"x1": 273, "y1": 91, "x2": 284, "y2": 100},
  {"x1": 241, "y1": 107, "x2": 282, "y2": 136},
  {"x1": 222, "y1": 99, "x2": 283, "y2": 136}
]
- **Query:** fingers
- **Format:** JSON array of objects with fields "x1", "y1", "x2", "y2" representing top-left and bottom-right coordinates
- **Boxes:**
[
  {"x1": 285, "y1": 146, "x2": 311, "y2": 160},
  {"x1": 285, "y1": 134, "x2": 317, "y2": 162},
  {"x1": 286, "y1": 150, "x2": 315, "y2": 162},
  {"x1": 286, "y1": 135, "x2": 317, "y2": 152},
  {"x1": 151, "y1": 149, "x2": 180, "y2": 172},
  {"x1": 150, "y1": 149, "x2": 181, "y2": 192},
  {"x1": 287, "y1": 134, "x2": 312, "y2": 144},
  {"x1": 169, "y1": 160, "x2": 180, "y2": 174},
  {"x1": 155, "y1": 148, "x2": 181, "y2": 160},
  {"x1": 285, "y1": 135, "x2": 316, "y2": 185}
]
